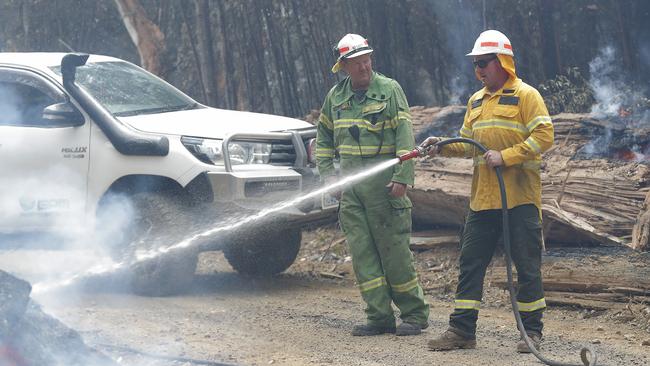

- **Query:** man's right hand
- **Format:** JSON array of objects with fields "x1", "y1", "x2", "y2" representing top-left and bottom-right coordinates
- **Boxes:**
[
  {"x1": 324, "y1": 176, "x2": 342, "y2": 200},
  {"x1": 420, "y1": 136, "x2": 442, "y2": 157}
]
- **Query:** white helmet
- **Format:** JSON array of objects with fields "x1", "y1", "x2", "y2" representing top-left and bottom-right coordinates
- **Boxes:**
[
  {"x1": 331, "y1": 33, "x2": 373, "y2": 73},
  {"x1": 466, "y1": 30, "x2": 513, "y2": 57}
]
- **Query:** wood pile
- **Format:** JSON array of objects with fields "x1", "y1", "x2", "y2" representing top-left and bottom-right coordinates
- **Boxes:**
[{"x1": 409, "y1": 106, "x2": 650, "y2": 249}]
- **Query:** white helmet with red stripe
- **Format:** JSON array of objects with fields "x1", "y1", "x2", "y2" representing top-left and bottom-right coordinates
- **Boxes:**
[
  {"x1": 331, "y1": 33, "x2": 373, "y2": 73},
  {"x1": 466, "y1": 30, "x2": 513, "y2": 56}
]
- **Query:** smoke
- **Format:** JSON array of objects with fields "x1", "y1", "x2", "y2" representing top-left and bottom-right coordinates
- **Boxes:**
[
  {"x1": 426, "y1": 0, "x2": 481, "y2": 105},
  {"x1": 581, "y1": 46, "x2": 650, "y2": 161},
  {"x1": 641, "y1": 43, "x2": 650, "y2": 72},
  {"x1": 588, "y1": 45, "x2": 649, "y2": 125},
  {"x1": 0, "y1": 168, "x2": 125, "y2": 284},
  {"x1": 580, "y1": 127, "x2": 612, "y2": 157},
  {"x1": 589, "y1": 46, "x2": 625, "y2": 118},
  {"x1": 0, "y1": 78, "x2": 142, "y2": 365},
  {"x1": 448, "y1": 75, "x2": 467, "y2": 106},
  {"x1": 0, "y1": 171, "x2": 133, "y2": 366}
]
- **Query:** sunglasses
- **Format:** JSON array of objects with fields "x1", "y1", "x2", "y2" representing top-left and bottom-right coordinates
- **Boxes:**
[{"x1": 473, "y1": 56, "x2": 497, "y2": 69}]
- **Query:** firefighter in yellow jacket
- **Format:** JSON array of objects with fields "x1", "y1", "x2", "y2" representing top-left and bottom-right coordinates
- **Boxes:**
[
  {"x1": 316, "y1": 34, "x2": 429, "y2": 336},
  {"x1": 423, "y1": 30, "x2": 553, "y2": 353}
]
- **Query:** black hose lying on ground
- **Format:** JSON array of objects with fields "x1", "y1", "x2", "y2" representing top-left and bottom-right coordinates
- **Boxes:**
[{"x1": 432, "y1": 137, "x2": 598, "y2": 366}]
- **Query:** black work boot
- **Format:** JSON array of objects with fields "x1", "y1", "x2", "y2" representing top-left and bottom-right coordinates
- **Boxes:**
[
  {"x1": 396, "y1": 322, "x2": 429, "y2": 336},
  {"x1": 516, "y1": 332, "x2": 542, "y2": 353},
  {"x1": 428, "y1": 328, "x2": 477, "y2": 351},
  {"x1": 351, "y1": 324, "x2": 396, "y2": 336}
]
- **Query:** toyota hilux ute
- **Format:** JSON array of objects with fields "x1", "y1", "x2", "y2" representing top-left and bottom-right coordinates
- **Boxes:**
[{"x1": 0, "y1": 52, "x2": 336, "y2": 295}]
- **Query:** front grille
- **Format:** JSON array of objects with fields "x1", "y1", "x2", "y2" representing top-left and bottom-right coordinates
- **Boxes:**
[{"x1": 245, "y1": 179, "x2": 300, "y2": 197}]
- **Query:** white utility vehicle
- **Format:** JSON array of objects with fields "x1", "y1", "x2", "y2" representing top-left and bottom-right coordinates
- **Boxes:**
[{"x1": 0, "y1": 53, "x2": 334, "y2": 295}]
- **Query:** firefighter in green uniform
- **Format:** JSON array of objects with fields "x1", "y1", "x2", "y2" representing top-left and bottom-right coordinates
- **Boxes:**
[
  {"x1": 423, "y1": 30, "x2": 553, "y2": 353},
  {"x1": 316, "y1": 33, "x2": 429, "y2": 336}
]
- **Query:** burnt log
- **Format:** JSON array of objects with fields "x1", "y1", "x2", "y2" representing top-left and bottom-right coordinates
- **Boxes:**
[
  {"x1": 0, "y1": 271, "x2": 31, "y2": 338},
  {"x1": 0, "y1": 271, "x2": 116, "y2": 366}
]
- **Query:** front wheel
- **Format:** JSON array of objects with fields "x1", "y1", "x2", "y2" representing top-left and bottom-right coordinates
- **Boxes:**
[
  {"x1": 223, "y1": 227, "x2": 301, "y2": 276},
  {"x1": 98, "y1": 192, "x2": 199, "y2": 296}
]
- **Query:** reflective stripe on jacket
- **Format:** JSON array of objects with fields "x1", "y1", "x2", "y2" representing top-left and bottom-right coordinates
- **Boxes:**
[
  {"x1": 441, "y1": 77, "x2": 553, "y2": 211},
  {"x1": 316, "y1": 72, "x2": 415, "y2": 185}
]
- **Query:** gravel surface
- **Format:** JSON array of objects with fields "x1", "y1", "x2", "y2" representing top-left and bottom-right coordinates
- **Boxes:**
[{"x1": 3, "y1": 226, "x2": 650, "y2": 365}]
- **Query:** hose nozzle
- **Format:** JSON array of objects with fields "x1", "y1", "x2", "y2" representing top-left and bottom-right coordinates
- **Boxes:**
[{"x1": 398, "y1": 146, "x2": 427, "y2": 163}]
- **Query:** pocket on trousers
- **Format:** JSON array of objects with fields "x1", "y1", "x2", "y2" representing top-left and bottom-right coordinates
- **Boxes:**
[
  {"x1": 387, "y1": 195, "x2": 413, "y2": 210},
  {"x1": 387, "y1": 196, "x2": 412, "y2": 234},
  {"x1": 521, "y1": 214, "x2": 542, "y2": 250}
]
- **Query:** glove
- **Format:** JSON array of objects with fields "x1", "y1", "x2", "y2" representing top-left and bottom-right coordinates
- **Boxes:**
[{"x1": 420, "y1": 136, "x2": 441, "y2": 157}]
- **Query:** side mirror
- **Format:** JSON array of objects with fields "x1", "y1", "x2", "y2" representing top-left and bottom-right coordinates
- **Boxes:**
[{"x1": 42, "y1": 102, "x2": 84, "y2": 127}]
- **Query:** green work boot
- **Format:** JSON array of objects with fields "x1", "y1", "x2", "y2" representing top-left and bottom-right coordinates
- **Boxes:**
[
  {"x1": 516, "y1": 332, "x2": 542, "y2": 353},
  {"x1": 396, "y1": 322, "x2": 429, "y2": 336},
  {"x1": 351, "y1": 324, "x2": 396, "y2": 336},
  {"x1": 427, "y1": 328, "x2": 477, "y2": 351}
]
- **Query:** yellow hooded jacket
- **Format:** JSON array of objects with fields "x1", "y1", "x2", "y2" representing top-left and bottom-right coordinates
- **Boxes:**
[{"x1": 441, "y1": 75, "x2": 553, "y2": 211}]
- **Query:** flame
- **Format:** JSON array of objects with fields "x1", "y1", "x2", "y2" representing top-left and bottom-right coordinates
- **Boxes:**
[
  {"x1": 614, "y1": 148, "x2": 646, "y2": 162},
  {"x1": 618, "y1": 106, "x2": 632, "y2": 117}
]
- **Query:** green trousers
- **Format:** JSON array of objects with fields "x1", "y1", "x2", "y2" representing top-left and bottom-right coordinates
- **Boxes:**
[
  {"x1": 339, "y1": 162, "x2": 429, "y2": 328},
  {"x1": 449, "y1": 204, "x2": 545, "y2": 338}
]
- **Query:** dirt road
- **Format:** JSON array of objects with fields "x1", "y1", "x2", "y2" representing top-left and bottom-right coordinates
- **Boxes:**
[{"x1": 24, "y1": 248, "x2": 647, "y2": 366}]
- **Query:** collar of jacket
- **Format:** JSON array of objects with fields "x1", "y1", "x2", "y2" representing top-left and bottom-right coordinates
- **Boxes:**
[
  {"x1": 330, "y1": 71, "x2": 392, "y2": 107},
  {"x1": 474, "y1": 77, "x2": 522, "y2": 100}
]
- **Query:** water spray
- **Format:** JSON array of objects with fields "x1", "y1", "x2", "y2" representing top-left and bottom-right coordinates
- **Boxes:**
[
  {"x1": 399, "y1": 138, "x2": 597, "y2": 366},
  {"x1": 33, "y1": 158, "x2": 402, "y2": 294}
]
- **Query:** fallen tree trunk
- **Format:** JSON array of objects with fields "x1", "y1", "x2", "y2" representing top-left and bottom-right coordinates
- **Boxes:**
[{"x1": 487, "y1": 256, "x2": 650, "y2": 310}]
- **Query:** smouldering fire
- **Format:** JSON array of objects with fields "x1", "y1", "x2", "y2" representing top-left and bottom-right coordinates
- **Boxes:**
[{"x1": 613, "y1": 148, "x2": 648, "y2": 162}]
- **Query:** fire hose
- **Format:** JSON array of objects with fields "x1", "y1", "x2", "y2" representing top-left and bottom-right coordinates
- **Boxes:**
[{"x1": 399, "y1": 137, "x2": 597, "y2": 366}]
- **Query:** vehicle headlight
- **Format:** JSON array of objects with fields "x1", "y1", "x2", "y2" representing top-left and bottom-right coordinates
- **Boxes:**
[
  {"x1": 306, "y1": 138, "x2": 317, "y2": 164},
  {"x1": 229, "y1": 142, "x2": 272, "y2": 164},
  {"x1": 181, "y1": 137, "x2": 271, "y2": 165},
  {"x1": 181, "y1": 136, "x2": 224, "y2": 165}
]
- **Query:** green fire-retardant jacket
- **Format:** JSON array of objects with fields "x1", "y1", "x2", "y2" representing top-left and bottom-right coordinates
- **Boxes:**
[{"x1": 316, "y1": 72, "x2": 416, "y2": 186}]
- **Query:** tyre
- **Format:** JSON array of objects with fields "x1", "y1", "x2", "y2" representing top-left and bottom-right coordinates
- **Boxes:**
[
  {"x1": 223, "y1": 226, "x2": 301, "y2": 276},
  {"x1": 97, "y1": 192, "x2": 199, "y2": 296}
]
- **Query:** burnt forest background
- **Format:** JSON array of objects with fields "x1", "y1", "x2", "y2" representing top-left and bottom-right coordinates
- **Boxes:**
[{"x1": 1, "y1": 0, "x2": 649, "y2": 118}]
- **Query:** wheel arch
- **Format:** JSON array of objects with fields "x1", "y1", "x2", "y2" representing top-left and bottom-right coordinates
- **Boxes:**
[{"x1": 97, "y1": 172, "x2": 213, "y2": 210}]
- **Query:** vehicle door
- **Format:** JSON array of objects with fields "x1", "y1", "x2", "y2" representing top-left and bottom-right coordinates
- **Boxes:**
[{"x1": 0, "y1": 66, "x2": 90, "y2": 234}]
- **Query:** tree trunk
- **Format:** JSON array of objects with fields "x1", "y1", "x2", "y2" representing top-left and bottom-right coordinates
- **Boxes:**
[
  {"x1": 632, "y1": 191, "x2": 650, "y2": 251},
  {"x1": 113, "y1": 0, "x2": 166, "y2": 76},
  {"x1": 193, "y1": 0, "x2": 218, "y2": 106}
]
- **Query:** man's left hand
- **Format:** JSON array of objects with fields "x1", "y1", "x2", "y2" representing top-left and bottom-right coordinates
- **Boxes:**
[
  {"x1": 386, "y1": 181, "x2": 407, "y2": 197},
  {"x1": 483, "y1": 150, "x2": 504, "y2": 168}
]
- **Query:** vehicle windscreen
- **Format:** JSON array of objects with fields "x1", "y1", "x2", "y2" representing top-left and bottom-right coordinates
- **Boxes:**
[{"x1": 50, "y1": 61, "x2": 198, "y2": 117}]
